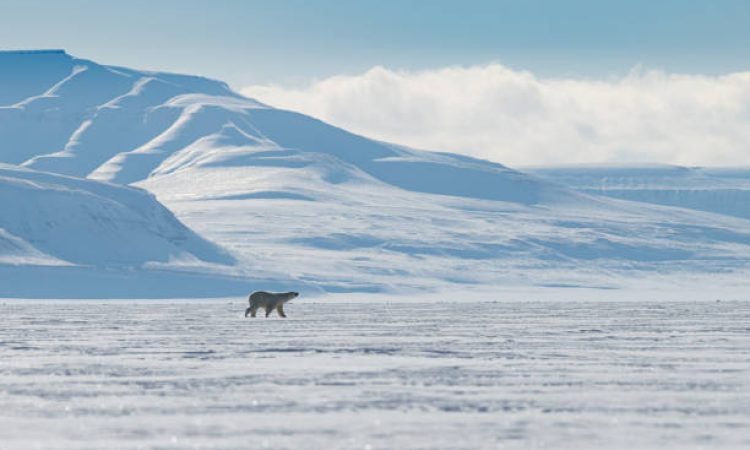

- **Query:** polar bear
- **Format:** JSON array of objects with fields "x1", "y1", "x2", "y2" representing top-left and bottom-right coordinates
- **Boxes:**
[{"x1": 245, "y1": 291, "x2": 299, "y2": 318}]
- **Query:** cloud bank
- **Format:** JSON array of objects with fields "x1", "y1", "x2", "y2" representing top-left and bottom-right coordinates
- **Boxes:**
[{"x1": 242, "y1": 64, "x2": 750, "y2": 167}]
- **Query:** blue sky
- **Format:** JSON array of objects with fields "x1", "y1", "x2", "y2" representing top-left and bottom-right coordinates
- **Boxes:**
[{"x1": 1, "y1": 0, "x2": 749, "y2": 88}]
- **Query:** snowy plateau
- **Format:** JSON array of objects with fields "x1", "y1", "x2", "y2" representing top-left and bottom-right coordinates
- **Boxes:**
[{"x1": 1, "y1": 50, "x2": 750, "y2": 449}]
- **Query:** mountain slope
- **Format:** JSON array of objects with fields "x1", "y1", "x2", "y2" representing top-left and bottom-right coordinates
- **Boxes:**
[
  {"x1": 0, "y1": 164, "x2": 296, "y2": 298},
  {"x1": 0, "y1": 50, "x2": 576, "y2": 205},
  {"x1": 0, "y1": 164, "x2": 234, "y2": 266},
  {"x1": 2, "y1": 50, "x2": 750, "y2": 296},
  {"x1": 139, "y1": 149, "x2": 750, "y2": 293}
]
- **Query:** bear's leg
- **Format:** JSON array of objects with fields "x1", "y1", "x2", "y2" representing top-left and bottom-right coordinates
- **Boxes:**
[
  {"x1": 276, "y1": 304, "x2": 287, "y2": 318},
  {"x1": 250, "y1": 306, "x2": 258, "y2": 318},
  {"x1": 244, "y1": 307, "x2": 252, "y2": 318},
  {"x1": 265, "y1": 305, "x2": 274, "y2": 317}
]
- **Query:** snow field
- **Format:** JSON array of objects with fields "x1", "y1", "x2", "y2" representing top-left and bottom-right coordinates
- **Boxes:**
[{"x1": 1, "y1": 299, "x2": 749, "y2": 449}]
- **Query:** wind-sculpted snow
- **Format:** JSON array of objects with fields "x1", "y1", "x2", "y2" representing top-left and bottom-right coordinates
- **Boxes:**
[{"x1": 1, "y1": 299, "x2": 748, "y2": 449}]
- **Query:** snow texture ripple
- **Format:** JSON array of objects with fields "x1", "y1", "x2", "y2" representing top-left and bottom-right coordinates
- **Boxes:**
[{"x1": 1, "y1": 299, "x2": 749, "y2": 449}]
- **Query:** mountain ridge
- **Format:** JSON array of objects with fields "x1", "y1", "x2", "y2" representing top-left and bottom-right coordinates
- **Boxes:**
[
  {"x1": 2, "y1": 51, "x2": 750, "y2": 297},
  {"x1": 1, "y1": 49, "x2": 577, "y2": 206}
]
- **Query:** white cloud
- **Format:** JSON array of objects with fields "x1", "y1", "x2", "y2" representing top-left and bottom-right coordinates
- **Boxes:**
[{"x1": 242, "y1": 64, "x2": 750, "y2": 167}]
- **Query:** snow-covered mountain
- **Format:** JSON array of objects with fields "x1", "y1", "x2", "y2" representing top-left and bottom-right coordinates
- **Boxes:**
[
  {"x1": 0, "y1": 163, "x2": 296, "y2": 298},
  {"x1": 2, "y1": 50, "x2": 750, "y2": 297},
  {"x1": 0, "y1": 50, "x2": 571, "y2": 205},
  {"x1": 0, "y1": 163, "x2": 232, "y2": 266}
]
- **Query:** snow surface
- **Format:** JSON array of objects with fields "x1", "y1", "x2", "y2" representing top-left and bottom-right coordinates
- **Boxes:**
[
  {"x1": 3, "y1": 50, "x2": 750, "y2": 297},
  {"x1": 2, "y1": 49, "x2": 750, "y2": 450},
  {"x1": 139, "y1": 157, "x2": 750, "y2": 294},
  {"x1": 0, "y1": 164, "x2": 231, "y2": 266},
  {"x1": 529, "y1": 164, "x2": 750, "y2": 220},
  {"x1": 0, "y1": 164, "x2": 298, "y2": 298},
  {"x1": 1, "y1": 298, "x2": 748, "y2": 449}
]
